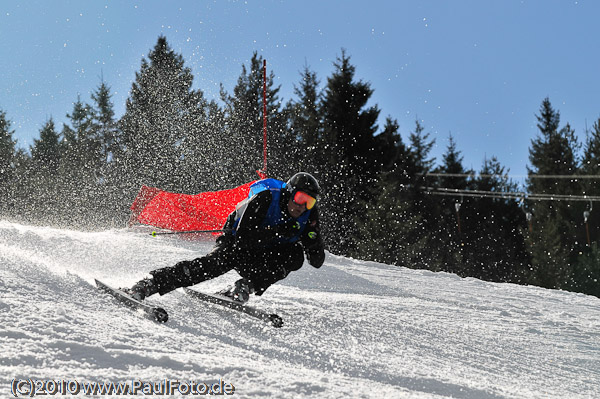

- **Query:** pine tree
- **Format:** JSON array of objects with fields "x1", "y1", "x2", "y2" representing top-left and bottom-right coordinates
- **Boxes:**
[
  {"x1": 406, "y1": 119, "x2": 437, "y2": 245},
  {"x1": 0, "y1": 109, "x2": 17, "y2": 214},
  {"x1": 26, "y1": 118, "x2": 62, "y2": 222},
  {"x1": 581, "y1": 119, "x2": 600, "y2": 175},
  {"x1": 59, "y1": 95, "x2": 99, "y2": 180},
  {"x1": 374, "y1": 117, "x2": 402, "y2": 172},
  {"x1": 66, "y1": 96, "x2": 101, "y2": 173},
  {"x1": 355, "y1": 120, "x2": 428, "y2": 266},
  {"x1": 355, "y1": 119, "x2": 437, "y2": 270},
  {"x1": 179, "y1": 92, "x2": 225, "y2": 193},
  {"x1": 55, "y1": 95, "x2": 103, "y2": 224},
  {"x1": 220, "y1": 53, "x2": 286, "y2": 184},
  {"x1": 464, "y1": 158, "x2": 529, "y2": 282},
  {"x1": 31, "y1": 118, "x2": 61, "y2": 171},
  {"x1": 88, "y1": 78, "x2": 132, "y2": 224},
  {"x1": 356, "y1": 174, "x2": 427, "y2": 267},
  {"x1": 404, "y1": 120, "x2": 439, "y2": 270},
  {"x1": 321, "y1": 49, "x2": 380, "y2": 189},
  {"x1": 319, "y1": 50, "x2": 380, "y2": 254},
  {"x1": 431, "y1": 134, "x2": 472, "y2": 274},
  {"x1": 409, "y1": 119, "x2": 436, "y2": 175},
  {"x1": 579, "y1": 118, "x2": 600, "y2": 243},
  {"x1": 568, "y1": 118, "x2": 600, "y2": 296},
  {"x1": 528, "y1": 215, "x2": 572, "y2": 289},
  {"x1": 526, "y1": 98, "x2": 580, "y2": 289},
  {"x1": 0, "y1": 109, "x2": 17, "y2": 184},
  {"x1": 286, "y1": 64, "x2": 323, "y2": 173},
  {"x1": 437, "y1": 134, "x2": 472, "y2": 190},
  {"x1": 118, "y1": 36, "x2": 205, "y2": 193},
  {"x1": 90, "y1": 79, "x2": 119, "y2": 166},
  {"x1": 568, "y1": 242, "x2": 600, "y2": 297}
]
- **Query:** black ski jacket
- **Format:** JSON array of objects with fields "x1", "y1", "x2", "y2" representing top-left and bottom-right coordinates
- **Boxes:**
[{"x1": 221, "y1": 189, "x2": 325, "y2": 268}]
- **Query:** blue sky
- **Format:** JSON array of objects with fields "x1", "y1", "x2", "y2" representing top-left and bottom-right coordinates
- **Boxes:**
[{"x1": 1, "y1": 0, "x2": 599, "y2": 182}]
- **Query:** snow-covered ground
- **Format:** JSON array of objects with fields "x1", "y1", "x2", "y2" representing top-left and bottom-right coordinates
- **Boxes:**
[{"x1": 1, "y1": 220, "x2": 599, "y2": 398}]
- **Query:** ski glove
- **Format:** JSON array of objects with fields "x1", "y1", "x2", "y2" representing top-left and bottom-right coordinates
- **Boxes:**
[{"x1": 306, "y1": 248, "x2": 325, "y2": 268}]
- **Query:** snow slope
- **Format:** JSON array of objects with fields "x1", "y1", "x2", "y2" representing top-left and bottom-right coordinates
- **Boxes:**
[{"x1": 1, "y1": 220, "x2": 599, "y2": 398}]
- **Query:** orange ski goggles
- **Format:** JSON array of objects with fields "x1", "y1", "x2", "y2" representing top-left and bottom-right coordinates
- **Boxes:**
[{"x1": 292, "y1": 191, "x2": 317, "y2": 210}]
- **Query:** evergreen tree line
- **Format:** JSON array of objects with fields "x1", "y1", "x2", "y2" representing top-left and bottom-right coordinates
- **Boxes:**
[{"x1": 1, "y1": 36, "x2": 599, "y2": 297}]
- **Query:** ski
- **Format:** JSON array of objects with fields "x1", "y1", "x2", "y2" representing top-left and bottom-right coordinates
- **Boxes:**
[
  {"x1": 183, "y1": 288, "x2": 283, "y2": 328},
  {"x1": 95, "y1": 279, "x2": 168, "y2": 323}
]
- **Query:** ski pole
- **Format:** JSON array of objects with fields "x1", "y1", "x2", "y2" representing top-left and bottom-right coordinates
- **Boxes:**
[{"x1": 150, "y1": 229, "x2": 223, "y2": 237}]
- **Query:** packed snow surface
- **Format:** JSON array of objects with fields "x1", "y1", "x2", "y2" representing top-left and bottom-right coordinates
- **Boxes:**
[{"x1": 1, "y1": 220, "x2": 599, "y2": 398}]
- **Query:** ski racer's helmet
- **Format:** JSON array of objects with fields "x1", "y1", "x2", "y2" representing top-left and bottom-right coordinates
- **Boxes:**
[{"x1": 286, "y1": 172, "x2": 321, "y2": 198}]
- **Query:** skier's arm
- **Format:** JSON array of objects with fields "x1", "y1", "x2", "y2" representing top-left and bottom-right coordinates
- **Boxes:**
[{"x1": 300, "y1": 206, "x2": 325, "y2": 268}]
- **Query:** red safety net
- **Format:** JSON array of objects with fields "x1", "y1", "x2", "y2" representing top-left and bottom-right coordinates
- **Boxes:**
[{"x1": 129, "y1": 181, "x2": 256, "y2": 232}]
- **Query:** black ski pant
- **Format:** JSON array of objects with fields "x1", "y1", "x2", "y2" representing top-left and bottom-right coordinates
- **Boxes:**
[{"x1": 150, "y1": 240, "x2": 305, "y2": 296}]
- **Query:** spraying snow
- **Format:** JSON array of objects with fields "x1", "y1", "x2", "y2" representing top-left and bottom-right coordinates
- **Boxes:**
[{"x1": 1, "y1": 220, "x2": 599, "y2": 398}]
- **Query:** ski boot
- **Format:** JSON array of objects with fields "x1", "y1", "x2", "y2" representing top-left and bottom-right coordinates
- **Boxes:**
[
  {"x1": 122, "y1": 278, "x2": 158, "y2": 301},
  {"x1": 217, "y1": 279, "x2": 254, "y2": 303}
]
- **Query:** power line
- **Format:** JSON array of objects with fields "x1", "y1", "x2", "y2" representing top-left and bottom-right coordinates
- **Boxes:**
[
  {"x1": 424, "y1": 172, "x2": 600, "y2": 180},
  {"x1": 422, "y1": 186, "x2": 600, "y2": 202}
]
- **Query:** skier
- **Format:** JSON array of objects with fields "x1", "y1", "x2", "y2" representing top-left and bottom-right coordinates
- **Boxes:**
[{"x1": 124, "y1": 172, "x2": 325, "y2": 303}]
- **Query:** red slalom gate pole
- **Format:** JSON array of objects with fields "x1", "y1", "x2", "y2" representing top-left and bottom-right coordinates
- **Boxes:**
[{"x1": 262, "y1": 59, "x2": 268, "y2": 175}]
